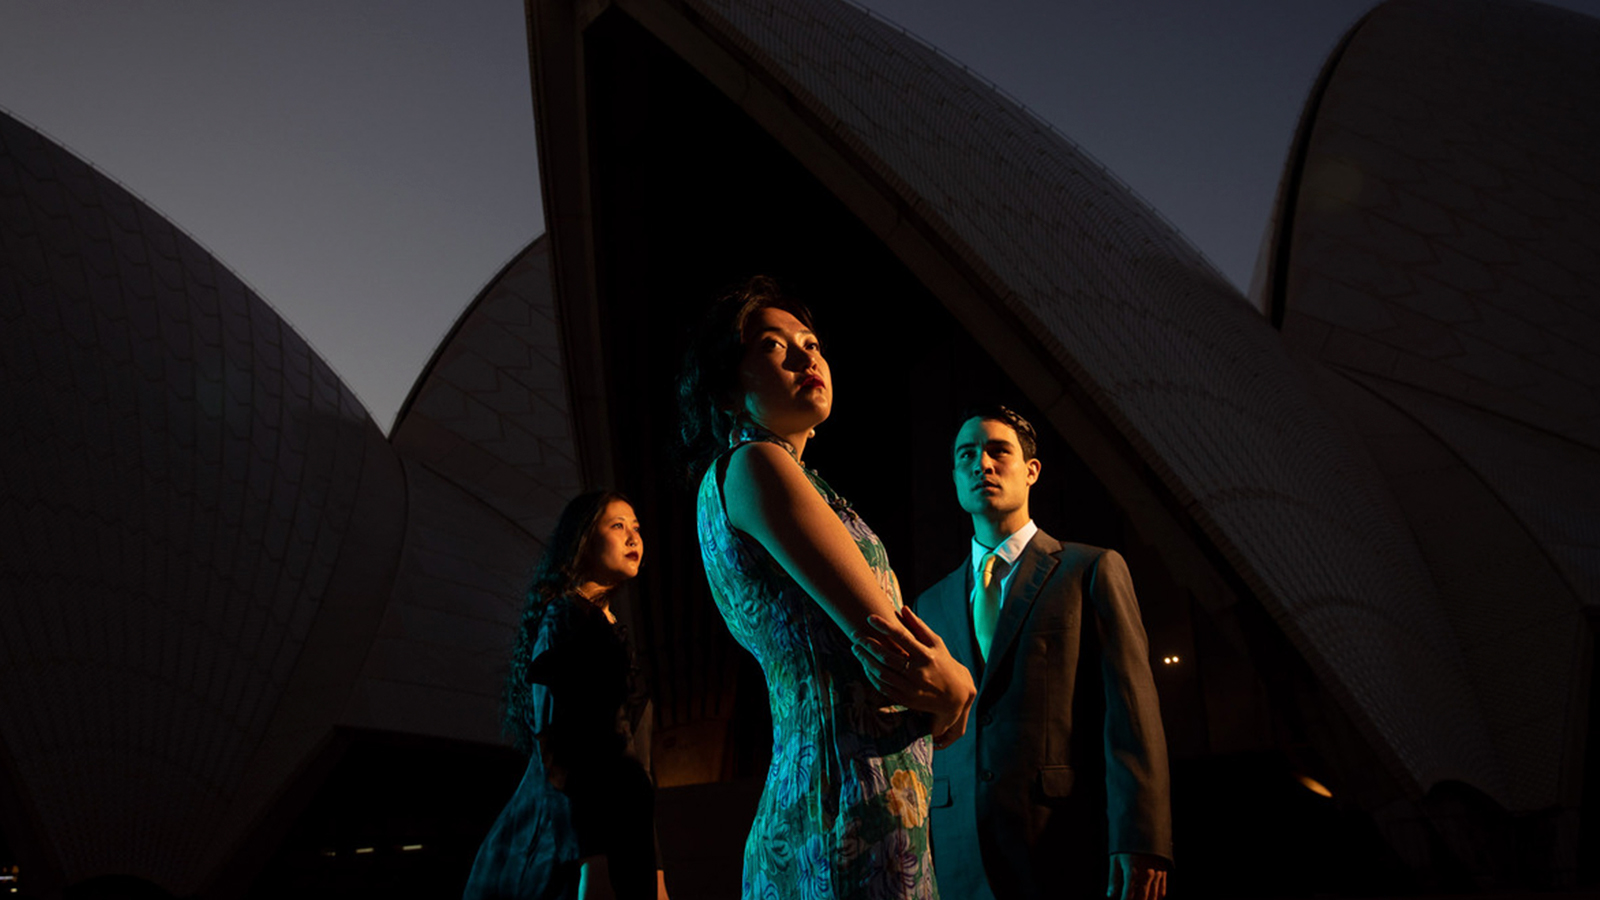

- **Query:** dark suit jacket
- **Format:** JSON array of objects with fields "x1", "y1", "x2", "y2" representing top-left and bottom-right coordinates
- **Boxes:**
[{"x1": 917, "y1": 530, "x2": 1171, "y2": 900}]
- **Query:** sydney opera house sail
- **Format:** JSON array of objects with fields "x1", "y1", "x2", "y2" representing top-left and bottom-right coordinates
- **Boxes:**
[
  {"x1": 1258, "y1": 0, "x2": 1600, "y2": 817},
  {"x1": 1, "y1": 106, "x2": 389, "y2": 892},
  {"x1": 0, "y1": 108, "x2": 580, "y2": 895}
]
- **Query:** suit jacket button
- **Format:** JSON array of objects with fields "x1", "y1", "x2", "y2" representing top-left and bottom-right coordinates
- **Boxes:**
[
  {"x1": 979, "y1": 713, "x2": 993, "y2": 726},
  {"x1": 980, "y1": 769, "x2": 994, "y2": 782}
]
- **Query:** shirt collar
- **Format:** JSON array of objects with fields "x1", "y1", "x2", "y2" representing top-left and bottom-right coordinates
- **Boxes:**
[{"x1": 970, "y1": 519, "x2": 1038, "y2": 578}]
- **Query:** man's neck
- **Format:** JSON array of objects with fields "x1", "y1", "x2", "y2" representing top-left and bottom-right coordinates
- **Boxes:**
[{"x1": 972, "y1": 510, "x2": 1030, "y2": 549}]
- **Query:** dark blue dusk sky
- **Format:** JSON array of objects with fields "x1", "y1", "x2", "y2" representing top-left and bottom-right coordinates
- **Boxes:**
[{"x1": 4, "y1": 0, "x2": 1597, "y2": 428}]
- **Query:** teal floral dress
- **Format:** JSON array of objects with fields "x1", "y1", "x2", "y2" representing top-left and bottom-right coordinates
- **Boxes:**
[{"x1": 697, "y1": 424, "x2": 937, "y2": 900}]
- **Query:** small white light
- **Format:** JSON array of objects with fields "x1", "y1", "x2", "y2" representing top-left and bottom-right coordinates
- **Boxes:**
[
  {"x1": 401, "y1": 844, "x2": 423, "y2": 852},
  {"x1": 355, "y1": 847, "x2": 374, "y2": 855}
]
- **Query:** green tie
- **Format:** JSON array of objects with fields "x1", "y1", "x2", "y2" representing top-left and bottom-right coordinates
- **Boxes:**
[{"x1": 973, "y1": 551, "x2": 1001, "y2": 662}]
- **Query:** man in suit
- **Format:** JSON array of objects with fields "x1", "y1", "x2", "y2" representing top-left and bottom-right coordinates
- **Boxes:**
[{"x1": 866, "y1": 405, "x2": 1171, "y2": 900}]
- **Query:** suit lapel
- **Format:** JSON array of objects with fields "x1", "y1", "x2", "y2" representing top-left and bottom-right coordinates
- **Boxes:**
[
  {"x1": 978, "y1": 532, "x2": 1060, "y2": 698},
  {"x1": 936, "y1": 563, "x2": 979, "y2": 679}
]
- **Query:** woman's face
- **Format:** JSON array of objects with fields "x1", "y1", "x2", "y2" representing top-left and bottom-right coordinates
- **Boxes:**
[
  {"x1": 582, "y1": 500, "x2": 642, "y2": 586},
  {"x1": 736, "y1": 306, "x2": 831, "y2": 436}
]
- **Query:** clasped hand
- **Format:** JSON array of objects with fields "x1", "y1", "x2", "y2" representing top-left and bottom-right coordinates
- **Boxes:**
[{"x1": 851, "y1": 606, "x2": 976, "y2": 749}]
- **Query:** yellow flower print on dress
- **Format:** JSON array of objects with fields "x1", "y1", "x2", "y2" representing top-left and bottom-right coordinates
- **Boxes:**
[{"x1": 885, "y1": 769, "x2": 927, "y2": 829}]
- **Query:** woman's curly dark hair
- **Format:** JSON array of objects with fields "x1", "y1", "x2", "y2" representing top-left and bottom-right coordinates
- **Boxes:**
[
  {"x1": 503, "y1": 489, "x2": 631, "y2": 753},
  {"x1": 676, "y1": 275, "x2": 817, "y2": 480}
]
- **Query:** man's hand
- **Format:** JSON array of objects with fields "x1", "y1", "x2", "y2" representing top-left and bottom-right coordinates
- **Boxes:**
[
  {"x1": 1107, "y1": 853, "x2": 1167, "y2": 900},
  {"x1": 852, "y1": 605, "x2": 976, "y2": 749}
]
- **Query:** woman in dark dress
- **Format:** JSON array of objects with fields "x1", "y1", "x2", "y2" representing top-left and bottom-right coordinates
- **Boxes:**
[{"x1": 464, "y1": 491, "x2": 665, "y2": 900}]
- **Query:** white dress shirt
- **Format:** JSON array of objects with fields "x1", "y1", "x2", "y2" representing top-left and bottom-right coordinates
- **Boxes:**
[{"x1": 968, "y1": 519, "x2": 1038, "y2": 611}]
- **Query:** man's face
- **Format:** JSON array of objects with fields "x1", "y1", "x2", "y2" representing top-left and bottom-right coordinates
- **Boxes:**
[{"x1": 952, "y1": 417, "x2": 1040, "y2": 520}]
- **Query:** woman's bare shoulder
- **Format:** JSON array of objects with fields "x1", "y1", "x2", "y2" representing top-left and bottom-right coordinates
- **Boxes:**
[
  {"x1": 725, "y1": 439, "x2": 795, "y2": 474},
  {"x1": 724, "y1": 440, "x2": 813, "y2": 512}
]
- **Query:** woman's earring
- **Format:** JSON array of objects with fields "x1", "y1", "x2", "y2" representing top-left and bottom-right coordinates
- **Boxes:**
[{"x1": 807, "y1": 427, "x2": 817, "y2": 439}]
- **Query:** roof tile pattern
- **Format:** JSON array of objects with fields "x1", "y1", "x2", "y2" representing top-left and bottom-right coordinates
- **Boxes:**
[
  {"x1": 1279, "y1": 0, "x2": 1600, "y2": 597},
  {"x1": 1271, "y1": 0, "x2": 1598, "y2": 809},
  {"x1": 686, "y1": 0, "x2": 1500, "y2": 802},
  {"x1": 1304, "y1": 366, "x2": 1584, "y2": 810},
  {"x1": 0, "y1": 111, "x2": 383, "y2": 889},
  {"x1": 1281, "y1": 0, "x2": 1600, "y2": 451},
  {"x1": 376, "y1": 236, "x2": 582, "y2": 744},
  {"x1": 391, "y1": 236, "x2": 580, "y2": 541},
  {"x1": 0, "y1": 109, "x2": 581, "y2": 890},
  {"x1": 343, "y1": 460, "x2": 538, "y2": 744}
]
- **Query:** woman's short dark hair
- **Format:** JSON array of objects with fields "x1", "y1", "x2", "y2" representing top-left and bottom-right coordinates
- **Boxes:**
[
  {"x1": 676, "y1": 275, "x2": 816, "y2": 480},
  {"x1": 503, "y1": 489, "x2": 630, "y2": 752}
]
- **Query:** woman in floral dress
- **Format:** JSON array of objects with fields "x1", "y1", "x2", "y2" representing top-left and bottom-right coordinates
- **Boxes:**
[{"x1": 678, "y1": 277, "x2": 976, "y2": 899}]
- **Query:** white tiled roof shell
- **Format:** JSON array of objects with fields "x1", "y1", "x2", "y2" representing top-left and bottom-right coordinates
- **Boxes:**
[
  {"x1": 392, "y1": 236, "x2": 582, "y2": 543},
  {"x1": 1277, "y1": 0, "x2": 1600, "y2": 605},
  {"x1": 0, "y1": 109, "x2": 395, "y2": 890},
  {"x1": 339, "y1": 458, "x2": 543, "y2": 743},
  {"x1": 0, "y1": 105, "x2": 580, "y2": 889},
  {"x1": 362, "y1": 237, "x2": 585, "y2": 744},
  {"x1": 1280, "y1": 0, "x2": 1600, "y2": 452},
  {"x1": 686, "y1": 0, "x2": 1502, "y2": 802},
  {"x1": 1272, "y1": 0, "x2": 1599, "y2": 810}
]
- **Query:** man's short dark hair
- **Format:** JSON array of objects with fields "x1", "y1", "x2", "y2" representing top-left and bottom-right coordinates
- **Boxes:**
[{"x1": 954, "y1": 404, "x2": 1038, "y2": 461}]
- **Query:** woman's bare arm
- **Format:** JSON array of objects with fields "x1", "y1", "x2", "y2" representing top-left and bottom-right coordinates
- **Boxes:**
[
  {"x1": 724, "y1": 442, "x2": 898, "y2": 634},
  {"x1": 724, "y1": 442, "x2": 974, "y2": 743}
]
